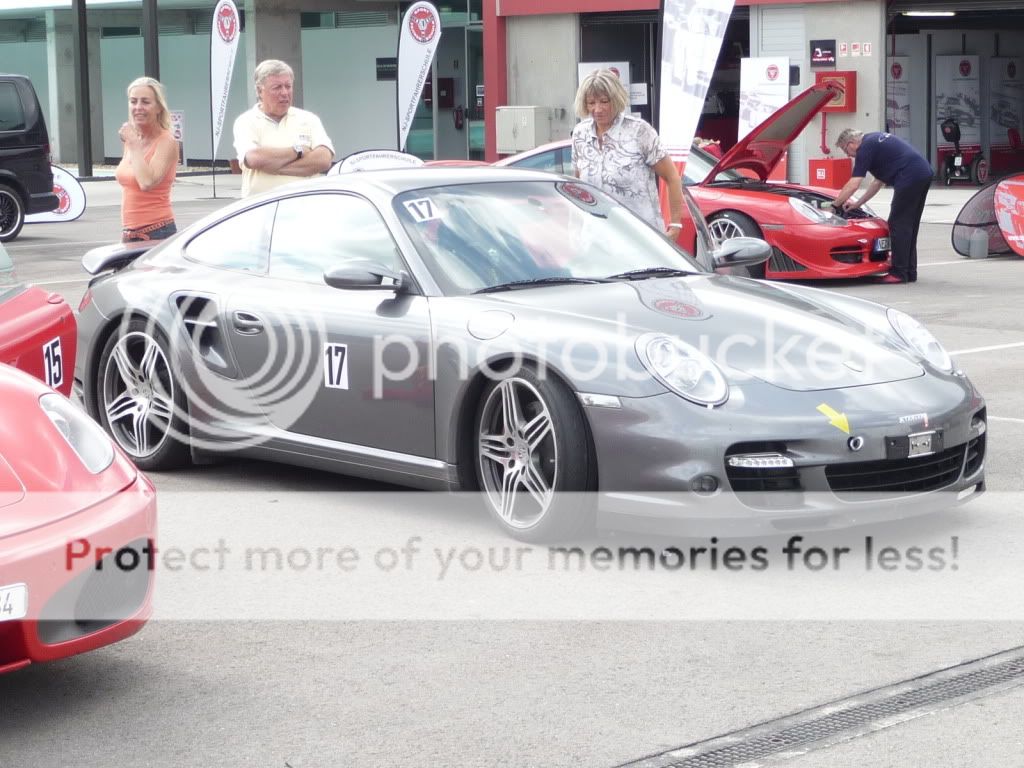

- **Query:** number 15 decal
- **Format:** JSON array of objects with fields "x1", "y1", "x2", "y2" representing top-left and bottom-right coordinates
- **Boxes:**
[
  {"x1": 43, "y1": 337, "x2": 63, "y2": 389},
  {"x1": 324, "y1": 343, "x2": 349, "y2": 390}
]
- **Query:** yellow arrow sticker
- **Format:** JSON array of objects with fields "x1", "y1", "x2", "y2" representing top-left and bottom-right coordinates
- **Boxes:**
[{"x1": 817, "y1": 403, "x2": 851, "y2": 434}]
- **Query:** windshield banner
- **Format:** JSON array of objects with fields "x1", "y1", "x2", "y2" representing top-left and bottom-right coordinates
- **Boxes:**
[
  {"x1": 658, "y1": 0, "x2": 735, "y2": 165},
  {"x1": 397, "y1": 1, "x2": 442, "y2": 152}
]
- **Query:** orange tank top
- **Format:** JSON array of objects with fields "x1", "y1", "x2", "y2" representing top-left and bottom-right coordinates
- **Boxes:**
[{"x1": 116, "y1": 132, "x2": 177, "y2": 229}]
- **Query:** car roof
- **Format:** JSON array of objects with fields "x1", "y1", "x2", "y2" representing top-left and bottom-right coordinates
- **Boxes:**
[{"x1": 247, "y1": 166, "x2": 566, "y2": 200}]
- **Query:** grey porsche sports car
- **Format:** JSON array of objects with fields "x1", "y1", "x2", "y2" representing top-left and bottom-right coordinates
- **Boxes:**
[{"x1": 75, "y1": 169, "x2": 986, "y2": 540}]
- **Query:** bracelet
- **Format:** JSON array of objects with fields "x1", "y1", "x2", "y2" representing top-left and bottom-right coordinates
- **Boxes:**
[{"x1": 667, "y1": 223, "x2": 682, "y2": 229}]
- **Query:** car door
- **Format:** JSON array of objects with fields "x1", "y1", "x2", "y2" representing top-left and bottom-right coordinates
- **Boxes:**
[{"x1": 225, "y1": 191, "x2": 435, "y2": 458}]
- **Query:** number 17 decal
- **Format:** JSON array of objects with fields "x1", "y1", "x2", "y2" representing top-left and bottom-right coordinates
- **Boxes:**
[{"x1": 324, "y1": 343, "x2": 349, "y2": 389}]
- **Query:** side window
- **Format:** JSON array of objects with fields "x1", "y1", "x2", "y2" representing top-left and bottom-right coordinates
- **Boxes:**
[
  {"x1": 0, "y1": 83, "x2": 26, "y2": 132},
  {"x1": 511, "y1": 149, "x2": 566, "y2": 175},
  {"x1": 185, "y1": 203, "x2": 274, "y2": 273},
  {"x1": 269, "y1": 193, "x2": 399, "y2": 284}
]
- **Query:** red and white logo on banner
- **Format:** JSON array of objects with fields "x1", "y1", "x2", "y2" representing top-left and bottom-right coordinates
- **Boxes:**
[
  {"x1": 53, "y1": 184, "x2": 71, "y2": 215},
  {"x1": 25, "y1": 165, "x2": 86, "y2": 224},
  {"x1": 409, "y1": 6, "x2": 437, "y2": 44},
  {"x1": 891, "y1": 62, "x2": 903, "y2": 80},
  {"x1": 960, "y1": 59, "x2": 972, "y2": 77},
  {"x1": 216, "y1": 2, "x2": 238, "y2": 43},
  {"x1": 1009, "y1": 61, "x2": 1017, "y2": 79},
  {"x1": 766, "y1": 64, "x2": 779, "y2": 81}
]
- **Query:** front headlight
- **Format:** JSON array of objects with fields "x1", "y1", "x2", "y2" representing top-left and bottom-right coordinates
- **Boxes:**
[
  {"x1": 788, "y1": 197, "x2": 846, "y2": 226},
  {"x1": 887, "y1": 309, "x2": 953, "y2": 372},
  {"x1": 637, "y1": 333, "x2": 729, "y2": 406},
  {"x1": 39, "y1": 393, "x2": 115, "y2": 474}
]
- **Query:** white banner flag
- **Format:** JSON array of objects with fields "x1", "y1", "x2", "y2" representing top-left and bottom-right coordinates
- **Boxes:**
[
  {"x1": 25, "y1": 165, "x2": 86, "y2": 224},
  {"x1": 886, "y1": 57, "x2": 912, "y2": 141},
  {"x1": 210, "y1": 0, "x2": 240, "y2": 159},
  {"x1": 658, "y1": 0, "x2": 735, "y2": 164},
  {"x1": 397, "y1": 1, "x2": 442, "y2": 152}
]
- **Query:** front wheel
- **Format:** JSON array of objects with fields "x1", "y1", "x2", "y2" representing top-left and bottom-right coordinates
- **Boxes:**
[
  {"x1": 96, "y1": 317, "x2": 191, "y2": 470},
  {"x1": 0, "y1": 184, "x2": 25, "y2": 242},
  {"x1": 708, "y1": 211, "x2": 765, "y2": 278},
  {"x1": 474, "y1": 366, "x2": 595, "y2": 542}
]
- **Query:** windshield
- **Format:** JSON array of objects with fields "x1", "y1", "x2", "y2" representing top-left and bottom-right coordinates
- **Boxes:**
[
  {"x1": 684, "y1": 145, "x2": 747, "y2": 186},
  {"x1": 393, "y1": 180, "x2": 704, "y2": 296}
]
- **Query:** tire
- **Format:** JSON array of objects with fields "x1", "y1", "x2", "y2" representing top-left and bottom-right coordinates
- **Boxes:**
[
  {"x1": 708, "y1": 211, "x2": 765, "y2": 278},
  {"x1": 474, "y1": 365, "x2": 595, "y2": 542},
  {"x1": 96, "y1": 317, "x2": 191, "y2": 470},
  {"x1": 0, "y1": 183, "x2": 25, "y2": 242},
  {"x1": 971, "y1": 156, "x2": 989, "y2": 185}
]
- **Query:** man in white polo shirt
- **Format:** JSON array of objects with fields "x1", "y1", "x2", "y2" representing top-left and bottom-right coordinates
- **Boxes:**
[{"x1": 233, "y1": 59, "x2": 335, "y2": 196}]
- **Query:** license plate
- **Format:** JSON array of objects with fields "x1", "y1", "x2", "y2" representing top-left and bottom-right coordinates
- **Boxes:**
[
  {"x1": 954, "y1": 156, "x2": 963, "y2": 167},
  {"x1": 874, "y1": 237, "x2": 891, "y2": 251},
  {"x1": 908, "y1": 430, "x2": 937, "y2": 457},
  {"x1": 0, "y1": 583, "x2": 27, "y2": 622}
]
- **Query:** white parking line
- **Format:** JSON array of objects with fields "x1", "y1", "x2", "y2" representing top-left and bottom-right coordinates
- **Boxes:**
[
  {"x1": 9, "y1": 239, "x2": 110, "y2": 251},
  {"x1": 951, "y1": 341, "x2": 1024, "y2": 355},
  {"x1": 990, "y1": 417, "x2": 1024, "y2": 424},
  {"x1": 921, "y1": 259, "x2": 1000, "y2": 267}
]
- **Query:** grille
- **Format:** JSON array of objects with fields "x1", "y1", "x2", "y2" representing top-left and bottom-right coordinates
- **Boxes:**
[
  {"x1": 830, "y1": 245, "x2": 865, "y2": 264},
  {"x1": 965, "y1": 432, "x2": 985, "y2": 475},
  {"x1": 767, "y1": 248, "x2": 807, "y2": 272},
  {"x1": 825, "y1": 443, "x2": 965, "y2": 498}
]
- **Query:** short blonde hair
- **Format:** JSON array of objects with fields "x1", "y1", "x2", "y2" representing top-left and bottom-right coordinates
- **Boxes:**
[
  {"x1": 574, "y1": 68, "x2": 629, "y2": 120},
  {"x1": 836, "y1": 128, "x2": 863, "y2": 151},
  {"x1": 126, "y1": 76, "x2": 170, "y2": 131},
  {"x1": 254, "y1": 59, "x2": 294, "y2": 94}
]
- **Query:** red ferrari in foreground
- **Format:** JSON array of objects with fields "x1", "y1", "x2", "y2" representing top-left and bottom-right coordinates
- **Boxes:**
[
  {"x1": 494, "y1": 84, "x2": 894, "y2": 280},
  {"x1": 0, "y1": 364, "x2": 156, "y2": 673}
]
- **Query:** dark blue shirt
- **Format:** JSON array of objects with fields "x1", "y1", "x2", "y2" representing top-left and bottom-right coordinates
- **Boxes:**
[{"x1": 852, "y1": 132, "x2": 933, "y2": 188}]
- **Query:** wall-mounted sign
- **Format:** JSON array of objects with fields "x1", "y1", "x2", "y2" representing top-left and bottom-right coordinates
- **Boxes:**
[
  {"x1": 839, "y1": 42, "x2": 848, "y2": 57},
  {"x1": 810, "y1": 39, "x2": 836, "y2": 67}
]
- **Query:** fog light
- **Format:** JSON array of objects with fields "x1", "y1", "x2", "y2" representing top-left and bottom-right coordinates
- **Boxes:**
[
  {"x1": 727, "y1": 453, "x2": 794, "y2": 469},
  {"x1": 691, "y1": 474, "x2": 719, "y2": 493}
]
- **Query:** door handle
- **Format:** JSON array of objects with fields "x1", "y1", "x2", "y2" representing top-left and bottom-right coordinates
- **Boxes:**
[{"x1": 232, "y1": 310, "x2": 264, "y2": 335}]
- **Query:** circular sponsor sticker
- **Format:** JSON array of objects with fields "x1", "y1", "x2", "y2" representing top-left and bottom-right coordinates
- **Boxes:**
[
  {"x1": 654, "y1": 299, "x2": 704, "y2": 318},
  {"x1": 560, "y1": 182, "x2": 596, "y2": 205},
  {"x1": 409, "y1": 6, "x2": 437, "y2": 44}
]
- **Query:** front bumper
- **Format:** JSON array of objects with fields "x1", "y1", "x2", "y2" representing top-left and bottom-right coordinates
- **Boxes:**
[
  {"x1": 584, "y1": 376, "x2": 986, "y2": 534},
  {"x1": 763, "y1": 223, "x2": 892, "y2": 279},
  {"x1": 0, "y1": 474, "x2": 157, "y2": 673}
]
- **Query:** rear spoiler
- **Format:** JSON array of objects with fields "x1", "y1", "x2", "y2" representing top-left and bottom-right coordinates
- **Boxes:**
[{"x1": 82, "y1": 241, "x2": 160, "y2": 276}]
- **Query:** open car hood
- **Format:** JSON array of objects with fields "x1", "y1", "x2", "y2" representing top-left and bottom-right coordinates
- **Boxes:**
[{"x1": 704, "y1": 83, "x2": 841, "y2": 183}]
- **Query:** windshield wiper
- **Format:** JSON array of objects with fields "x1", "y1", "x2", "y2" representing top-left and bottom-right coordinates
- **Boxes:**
[
  {"x1": 604, "y1": 267, "x2": 697, "y2": 281},
  {"x1": 473, "y1": 276, "x2": 607, "y2": 294}
]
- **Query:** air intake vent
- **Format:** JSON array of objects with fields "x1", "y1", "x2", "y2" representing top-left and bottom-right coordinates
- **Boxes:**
[
  {"x1": 826, "y1": 443, "x2": 966, "y2": 498},
  {"x1": 335, "y1": 11, "x2": 392, "y2": 28}
]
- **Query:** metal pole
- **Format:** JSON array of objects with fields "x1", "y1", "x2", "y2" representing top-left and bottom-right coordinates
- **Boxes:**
[
  {"x1": 71, "y1": 0, "x2": 92, "y2": 178},
  {"x1": 142, "y1": 0, "x2": 160, "y2": 80}
]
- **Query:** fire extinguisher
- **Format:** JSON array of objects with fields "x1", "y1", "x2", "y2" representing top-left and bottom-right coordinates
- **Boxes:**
[{"x1": 453, "y1": 105, "x2": 465, "y2": 130}]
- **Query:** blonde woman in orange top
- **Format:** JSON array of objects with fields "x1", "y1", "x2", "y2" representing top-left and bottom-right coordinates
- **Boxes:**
[{"x1": 116, "y1": 77, "x2": 178, "y2": 242}]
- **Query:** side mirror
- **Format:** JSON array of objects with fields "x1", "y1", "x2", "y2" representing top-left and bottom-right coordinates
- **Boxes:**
[
  {"x1": 712, "y1": 236, "x2": 771, "y2": 270},
  {"x1": 323, "y1": 263, "x2": 407, "y2": 291}
]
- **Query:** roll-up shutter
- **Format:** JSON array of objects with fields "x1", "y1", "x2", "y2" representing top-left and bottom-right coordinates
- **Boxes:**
[{"x1": 750, "y1": 6, "x2": 807, "y2": 183}]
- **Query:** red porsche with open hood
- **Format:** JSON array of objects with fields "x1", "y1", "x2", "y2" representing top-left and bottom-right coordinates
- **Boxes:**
[
  {"x1": 684, "y1": 83, "x2": 893, "y2": 279},
  {"x1": 496, "y1": 84, "x2": 894, "y2": 281}
]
